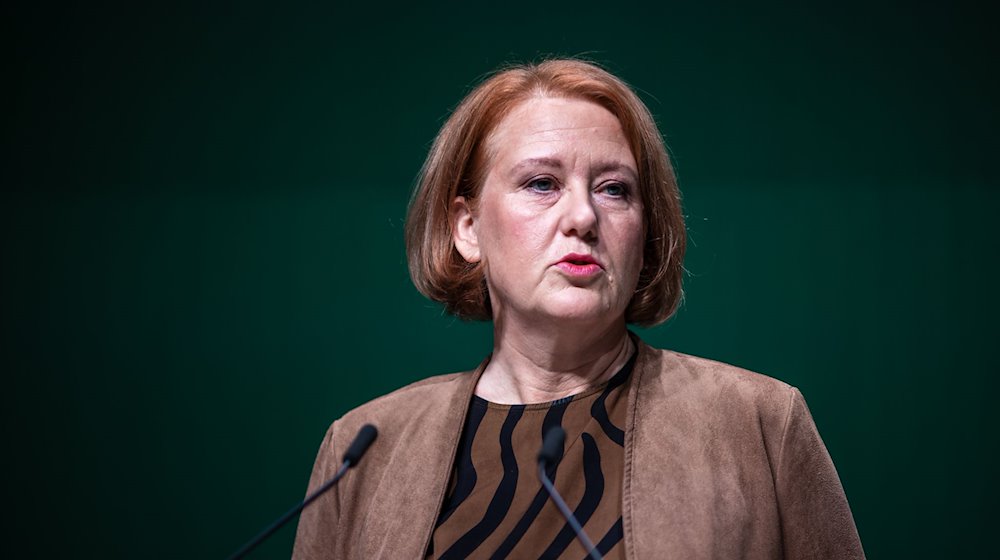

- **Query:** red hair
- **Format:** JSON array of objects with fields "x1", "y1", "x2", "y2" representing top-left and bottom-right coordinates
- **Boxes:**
[{"x1": 405, "y1": 59, "x2": 686, "y2": 326}]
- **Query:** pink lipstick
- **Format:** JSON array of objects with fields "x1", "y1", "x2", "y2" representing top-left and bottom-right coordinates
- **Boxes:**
[{"x1": 555, "y1": 253, "x2": 603, "y2": 277}]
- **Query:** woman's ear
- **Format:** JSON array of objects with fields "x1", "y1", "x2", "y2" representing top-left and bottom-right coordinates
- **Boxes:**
[{"x1": 451, "y1": 196, "x2": 481, "y2": 263}]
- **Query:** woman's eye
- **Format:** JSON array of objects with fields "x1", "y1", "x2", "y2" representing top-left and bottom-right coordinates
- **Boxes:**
[
  {"x1": 602, "y1": 183, "x2": 628, "y2": 198},
  {"x1": 528, "y1": 178, "x2": 556, "y2": 192}
]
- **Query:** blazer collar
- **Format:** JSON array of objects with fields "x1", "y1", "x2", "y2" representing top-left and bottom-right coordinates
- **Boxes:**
[{"x1": 404, "y1": 334, "x2": 656, "y2": 558}]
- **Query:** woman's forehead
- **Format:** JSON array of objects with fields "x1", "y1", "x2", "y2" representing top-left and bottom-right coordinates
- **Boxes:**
[{"x1": 486, "y1": 97, "x2": 636, "y2": 171}]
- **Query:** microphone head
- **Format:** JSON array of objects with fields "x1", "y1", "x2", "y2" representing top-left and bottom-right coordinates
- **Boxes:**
[
  {"x1": 538, "y1": 426, "x2": 565, "y2": 465},
  {"x1": 342, "y1": 424, "x2": 378, "y2": 466}
]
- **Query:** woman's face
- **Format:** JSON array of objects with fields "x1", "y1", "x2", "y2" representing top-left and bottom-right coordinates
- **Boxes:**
[{"x1": 452, "y1": 96, "x2": 645, "y2": 326}]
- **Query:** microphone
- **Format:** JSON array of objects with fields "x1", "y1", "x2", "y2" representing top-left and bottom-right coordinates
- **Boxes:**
[
  {"x1": 342, "y1": 424, "x2": 378, "y2": 466},
  {"x1": 226, "y1": 424, "x2": 378, "y2": 560},
  {"x1": 537, "y1": 426, "x2": 604, "y2": 560}
]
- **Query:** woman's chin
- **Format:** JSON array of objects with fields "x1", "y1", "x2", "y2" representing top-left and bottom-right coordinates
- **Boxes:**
[{"x1": 530, "y1": 298, "x2": 625, "y2": 326}]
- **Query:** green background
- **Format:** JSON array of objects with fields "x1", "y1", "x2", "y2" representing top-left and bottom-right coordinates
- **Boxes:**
[{"x1": 5, "y1": 1, "x2": 997, "y2": 558}]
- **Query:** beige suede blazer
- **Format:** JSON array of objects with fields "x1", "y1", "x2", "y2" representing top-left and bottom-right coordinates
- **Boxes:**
[{"x1": 293, "y1": 339, "x2": 864, "y2": 559}]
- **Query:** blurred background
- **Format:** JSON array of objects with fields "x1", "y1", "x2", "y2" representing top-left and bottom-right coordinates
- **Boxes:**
[{"x1": 4, "y1": 0, "x2": 997, "y2": 557}]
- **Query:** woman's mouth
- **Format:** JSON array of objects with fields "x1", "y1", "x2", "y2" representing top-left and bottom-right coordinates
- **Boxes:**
[{"x1": 555, "y1": 253, "x2": 603, "y2": 277}]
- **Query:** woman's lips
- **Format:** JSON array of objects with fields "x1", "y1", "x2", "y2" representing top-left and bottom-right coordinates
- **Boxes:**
[{"x1": 555, "y1": 253, "x2": 603, "y2": 277}]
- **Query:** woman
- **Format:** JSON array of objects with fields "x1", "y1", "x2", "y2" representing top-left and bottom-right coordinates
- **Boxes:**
[{"x1": 293, "y1": 59, "x2": 864, "y2": 559}]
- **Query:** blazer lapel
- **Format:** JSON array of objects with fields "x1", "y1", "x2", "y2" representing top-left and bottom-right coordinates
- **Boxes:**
[{"x1": 355, "y1": 359, "x2": 488, "y2": 558}]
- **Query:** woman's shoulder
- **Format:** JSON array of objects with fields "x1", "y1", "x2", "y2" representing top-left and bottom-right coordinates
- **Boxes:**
[
  {"x1": 635, "y1": 341, "x2": 801, "y2": 420},
  {"x1": 631, "y1": 342, "x2": 817, "y2": 480},
  {"x1": 366, "y1": 370, "x2": 471, "y2": 400},
  {"x1": 659, "y1": 346, "x2": 793, "y2": 389},
  {"x1": 326, "y1": 364, "x2": 483, "y2": 445}
]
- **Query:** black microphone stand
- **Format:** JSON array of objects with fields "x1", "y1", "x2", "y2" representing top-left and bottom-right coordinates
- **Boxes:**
[
  {"x1": 227, "y1": 460, "x2": 351, "y2": 560},
  {"x1": 538, "y1": 427, "x2": 604, "y2": 560},
  {"x1": 226, "y1": 424, "x2": 378, "y2": 560}
]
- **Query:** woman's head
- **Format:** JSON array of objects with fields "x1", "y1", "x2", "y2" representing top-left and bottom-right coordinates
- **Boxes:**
[{"x1": 405, "y1": 59, "x2": 686, "y2": 327}]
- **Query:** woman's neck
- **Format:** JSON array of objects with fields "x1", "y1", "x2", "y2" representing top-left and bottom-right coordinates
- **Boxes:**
[{"x1": 474, "y1": 317, "x2": 634, "y2": 405}]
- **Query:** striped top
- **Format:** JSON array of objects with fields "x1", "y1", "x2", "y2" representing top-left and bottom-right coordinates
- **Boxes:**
[{"x1": 427, "y1": 351, "x2": 636, "y2": 559}]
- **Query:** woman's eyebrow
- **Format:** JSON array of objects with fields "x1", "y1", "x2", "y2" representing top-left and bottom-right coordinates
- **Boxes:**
[
  {"x1": 509, "y1": 157, "x2": 564, "y2": 174},
  {"x1": 508, "y1": 158, "x2": 637, "y2": 179},
  {"x1": 593, "y1": 161, "x2": 639, "y2": 182}
]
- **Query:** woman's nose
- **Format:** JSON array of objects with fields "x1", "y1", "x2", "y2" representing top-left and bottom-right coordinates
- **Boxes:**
[{"x1": 558, "y1": 185, "x2": 598, "y2": 241}]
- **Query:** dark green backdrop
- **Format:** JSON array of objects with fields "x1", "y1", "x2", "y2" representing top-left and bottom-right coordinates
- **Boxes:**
[{"x1": 5, "y1": 1, "x2": 997, "y2": 558}]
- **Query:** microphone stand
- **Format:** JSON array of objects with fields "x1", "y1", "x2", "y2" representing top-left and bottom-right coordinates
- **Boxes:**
[
  {"x1": 538, "y1": 427, "x2": 604, "y2": 560},
  {"x1": 226, "y1": 424, "x2": 378, "y2": 560},
  {"x1": 227, "y1": 461, "x2": 351, "y2": 560}
]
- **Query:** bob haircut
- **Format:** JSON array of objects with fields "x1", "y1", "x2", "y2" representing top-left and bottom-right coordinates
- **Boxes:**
[{"x1": 405, "y1": 59, "x2": 686, "y2": 327}]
